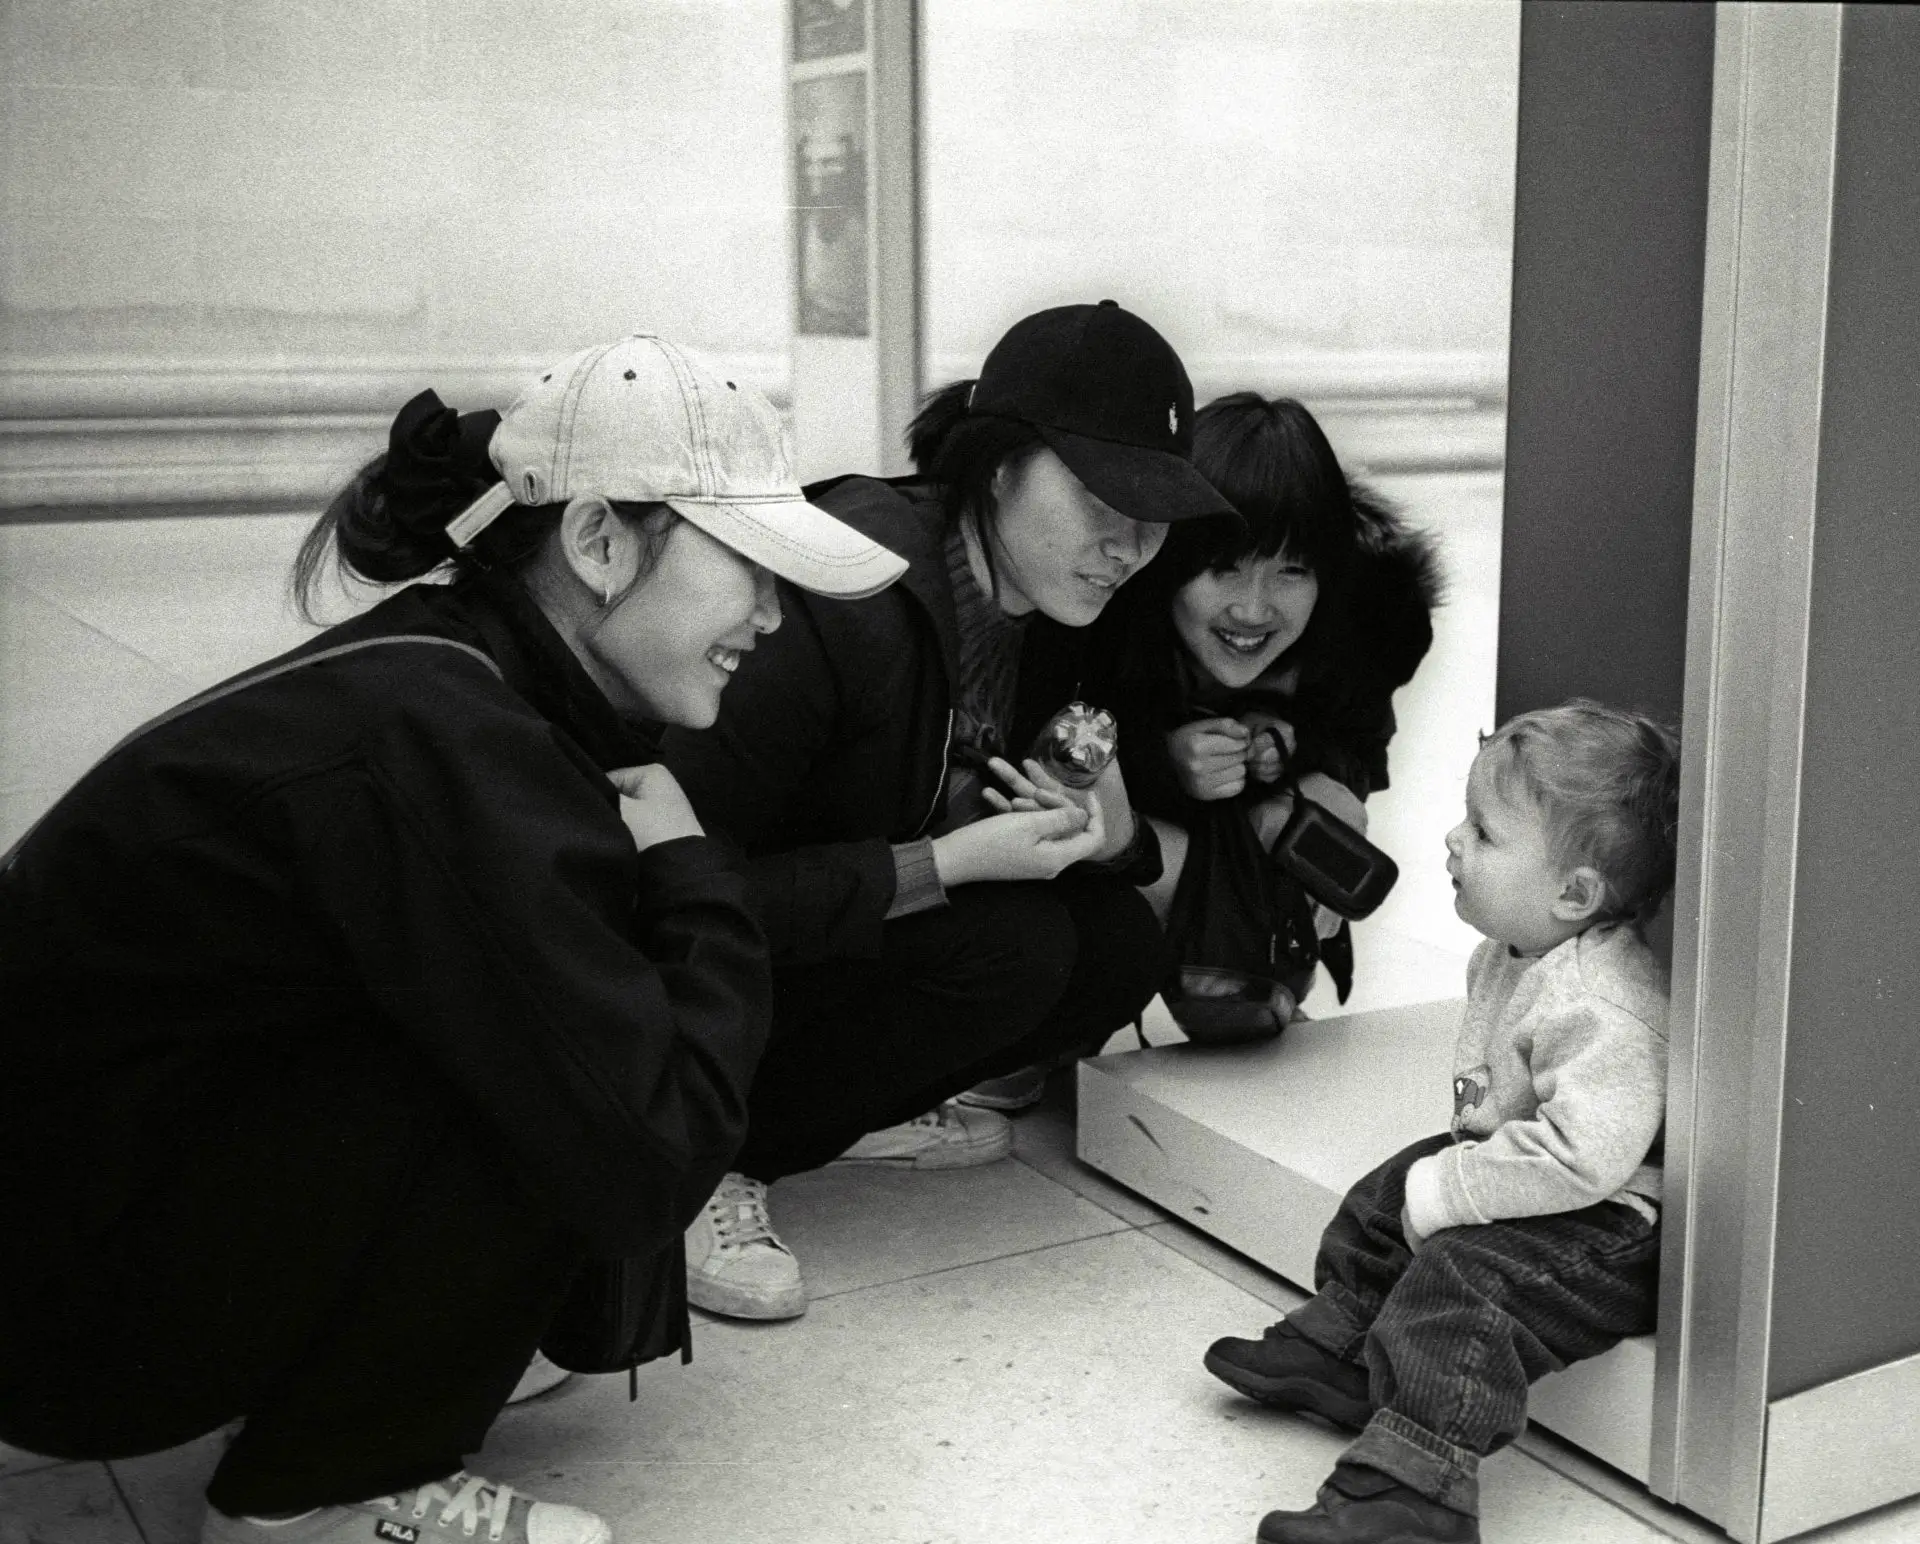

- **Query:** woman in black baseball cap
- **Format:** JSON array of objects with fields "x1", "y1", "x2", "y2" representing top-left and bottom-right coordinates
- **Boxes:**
[{"x1": 662, "y1": 301, "x2": 1233, "y2": 1322}]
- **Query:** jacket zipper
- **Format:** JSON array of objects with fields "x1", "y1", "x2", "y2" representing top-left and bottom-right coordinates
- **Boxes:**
[{"x1": 913, "y1": 708, "x2": 955, "y2": 839}]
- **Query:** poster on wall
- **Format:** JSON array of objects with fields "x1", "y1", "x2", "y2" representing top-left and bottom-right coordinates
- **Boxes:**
[
  {"x1": 793, "y1": 70, "x2": 870, "y2": 337},
  {"x1": 793, "y1": 0, "x2": 865, "y2": 62}
]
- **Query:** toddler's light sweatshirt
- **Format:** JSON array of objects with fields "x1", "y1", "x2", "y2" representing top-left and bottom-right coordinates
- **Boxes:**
[{"x1": 1402, "y1": 921, "x2": 1668, "y2": 1239}]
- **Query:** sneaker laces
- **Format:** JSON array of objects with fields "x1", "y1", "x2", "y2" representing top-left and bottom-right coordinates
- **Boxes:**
[
  {"x1": 901, "y1": 1102, "x2": 961, "y2": 1133},
  {"x1": 380, "y1": 1474, "x2": 518, "y2": 1543},
  {"x1": 706, "y1": 1173, "x2": 786, "y2": 1253}
]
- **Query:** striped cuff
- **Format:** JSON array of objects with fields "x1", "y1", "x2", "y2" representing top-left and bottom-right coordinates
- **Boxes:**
[{"x1": 885, "y1": 837, "x2": 948, "y2": 920}]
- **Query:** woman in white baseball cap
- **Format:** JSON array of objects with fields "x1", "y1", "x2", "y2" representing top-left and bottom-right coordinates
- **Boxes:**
[{"x1": 0, "y1": 336, "x2": 918, "y2": 1544}]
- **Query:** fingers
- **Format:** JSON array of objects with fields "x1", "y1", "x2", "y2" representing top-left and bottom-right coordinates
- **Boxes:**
[
  {"x1": 986, "y1": 755, "x2": 1039, "y2": 801},
  {"x1": 1193, "y1": 716, "x2": 1252, "y2": 742},
  {"x1": 1022, "y1": 803, "x2": 1090, "y2": 840},
  {"x1": 1020, "y1": 757, "x2": 1071, "y2": 800}
]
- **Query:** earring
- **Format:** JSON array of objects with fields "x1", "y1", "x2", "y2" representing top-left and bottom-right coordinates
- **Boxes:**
[{"x1": 599, "y1": 585, "x2": 614, "y2": 610}]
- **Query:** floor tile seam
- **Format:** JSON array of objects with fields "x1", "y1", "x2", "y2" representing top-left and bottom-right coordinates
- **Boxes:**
[
  {"x1": 1505, "y1": 1431, "x2": 1705, "y2": 1544},
  {"x1": 1, "y1": 572, "x2": 199, "y2": 686},
  {"x1": 103, "y1": 1459, "x2": 156, "y2": 1544},
  {"x1": 1135, "y1": 1219, "x2": 1312, "y2": 1311},
  {"x1": 1008, "y1": 1148, "x2": 1161, "y2": 1230},
  {"x1": 0, "y1": 1457, "x2": 88, "y2": 1488},
  {"x1": 802, "y1": 1224, "x2": 1145, "y2": 1305}
]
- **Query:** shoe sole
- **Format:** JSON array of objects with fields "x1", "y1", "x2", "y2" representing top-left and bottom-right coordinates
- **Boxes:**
[
  {"x1": 505, "y1": 1361, "x2": 573, "y2": 1405},
  {"x1": 832, "y1": 1130, "x2": 1013, "y2": 1169},
  {"x1": 952, "y1": 1086, "x2": 1046, "y2": 1112},
  {"x1": 687, "y1": 1273, "x2": 808, "y2": 1321},
  {"x1": 1202, "y1": 1349, "x2": 1371, "y2": 1432}
]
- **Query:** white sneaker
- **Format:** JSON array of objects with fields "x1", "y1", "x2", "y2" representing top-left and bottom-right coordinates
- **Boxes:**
[
  {"x1": 685, "y1": 1173, "x2": 806, "y2": 1321},
  {"x1": 833, "y1": 1100, "x2": 1012, "y2": 1169},
  {"x1": 200, "y1": 1472, "x2": 609, "y2": 1544},
  {"x1": 953, "y1": 1065, "x2": 1049, "y2": 1111},
  {"x1": 505, "y1": 1350, "x2": 571, "y2": 1405}
]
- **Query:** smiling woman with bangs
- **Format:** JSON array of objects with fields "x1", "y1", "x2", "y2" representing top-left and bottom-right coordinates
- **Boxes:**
[{"x1": 1021, "y1": 391, "x2": 1444, "y2": 1025}]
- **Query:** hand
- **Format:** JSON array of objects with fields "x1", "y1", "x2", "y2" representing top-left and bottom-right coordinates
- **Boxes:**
[
  {"x1": 1168, "y1": 717, "x2": 1253, "y2": 801},
  {"x1": 607, "y1": 763, "x2": 705, "y2": 852},
  {"x1": 989, "y1": 755, "x2": 1136, "y2": 865},
  {"x1": 1236, "y1": 710, "x2": 1297, "y2": 786},
  {"x1": 931, "y1": 800, "x2": 1104, "y2": 887},
  {"x1": 1296, "y1": 771, "x2": 1368, "y2": 834}
]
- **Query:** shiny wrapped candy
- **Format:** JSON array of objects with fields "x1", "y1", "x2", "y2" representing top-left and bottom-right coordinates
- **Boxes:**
[{"x1": 1033, "y1": 700, "x2": 1119, "y2": 789}]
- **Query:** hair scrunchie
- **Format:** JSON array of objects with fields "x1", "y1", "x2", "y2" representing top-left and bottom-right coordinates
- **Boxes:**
[{"x1": 383, "y1": 389, "x2": 503, "y2": 545}]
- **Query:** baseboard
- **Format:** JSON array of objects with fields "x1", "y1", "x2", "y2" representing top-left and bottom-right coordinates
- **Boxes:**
[{"x1": 1760, "y1": 1350, "x2": 1920, "y2": 1541}]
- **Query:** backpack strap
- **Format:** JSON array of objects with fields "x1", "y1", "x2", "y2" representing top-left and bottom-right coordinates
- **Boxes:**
[{"x1": 1, "y1": 634, "x2": 503, "y2": 873}]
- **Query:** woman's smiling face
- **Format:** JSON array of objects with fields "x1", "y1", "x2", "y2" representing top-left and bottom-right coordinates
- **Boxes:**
[{"x1": 1171, "y1": 549, "x2": 1320, "y2": 689}]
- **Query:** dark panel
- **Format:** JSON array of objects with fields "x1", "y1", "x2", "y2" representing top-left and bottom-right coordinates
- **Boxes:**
[
  {"x1": 1496, "y1": 0, "x2": 1714, "y2": 730},
  {"x1": 1770, "y1": 6, "x2": 1920, "y2": 1399}
]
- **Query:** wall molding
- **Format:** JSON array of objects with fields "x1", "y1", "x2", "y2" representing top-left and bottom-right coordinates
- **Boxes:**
[{"x1": 1, "y1": 348, "x2": 1507, "y2": 514}]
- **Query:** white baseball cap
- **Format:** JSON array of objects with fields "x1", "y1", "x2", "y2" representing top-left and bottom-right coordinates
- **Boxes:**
[{"x1": 446, "y1": 335, "x2": 907, "y2": 600}]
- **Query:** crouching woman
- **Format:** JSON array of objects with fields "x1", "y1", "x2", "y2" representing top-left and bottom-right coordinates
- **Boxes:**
[{"x1": 0, "y1": 337, "x2": 903, "y2": 1544}]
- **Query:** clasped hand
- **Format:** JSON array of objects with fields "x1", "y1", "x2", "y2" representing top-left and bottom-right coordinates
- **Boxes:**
[
  {"x1": 607, "y1": 763, "x2": 705, "y2": 852},
  {"x1": 1169, "y1": 712, "x2": 1297, "y2": 801}
]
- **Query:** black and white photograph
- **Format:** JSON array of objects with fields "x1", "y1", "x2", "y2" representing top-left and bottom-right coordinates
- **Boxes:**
[{"x1": 2, "y1": 3, "x2": 1916, "y2": 1544}]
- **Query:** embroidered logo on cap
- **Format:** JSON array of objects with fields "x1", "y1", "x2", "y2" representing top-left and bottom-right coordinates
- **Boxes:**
[
  {"x1": 376, "y1": 1522, "x2": 419, "y2": 1542},
  {"x1": 1168, "y1": 404, "x2": 1178, "y2": 434}
]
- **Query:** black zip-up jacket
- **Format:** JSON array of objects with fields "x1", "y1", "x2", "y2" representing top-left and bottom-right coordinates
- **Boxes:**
[
  {"x1": 662, "y1": 476, "x2": 961, "y2": 965},
  {"x1": 0, "y1": 574, "x2": 771, "y2": 1286}
]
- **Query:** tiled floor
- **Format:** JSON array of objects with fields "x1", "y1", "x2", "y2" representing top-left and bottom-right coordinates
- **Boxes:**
[{"x1": 8, "y1": 1101, "x2": 1919, "y2": 1544}]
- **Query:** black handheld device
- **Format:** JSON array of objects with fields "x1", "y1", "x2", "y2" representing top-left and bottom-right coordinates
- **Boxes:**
[{"x1": 1270, "y1": 792, "x2": 1399, "y2": 921}]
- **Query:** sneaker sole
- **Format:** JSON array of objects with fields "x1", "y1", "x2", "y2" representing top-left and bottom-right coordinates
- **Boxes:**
[
  {"x1": 505, "y1": 1358, "x2": 573, "y2": 1405},
  {"x1": 833, "y1": 1129, "x2": 1013, "y2": 1169},
  {"x1": 952, "y1": 1086, "x2": 1046, "y2": 1112},
  {"x1": 1202, "y1": 1349, "x2": 1371, "y2": 1431},
  {"x1": 687, "y1": 1272, "x2": 807, "y2": 1321}
]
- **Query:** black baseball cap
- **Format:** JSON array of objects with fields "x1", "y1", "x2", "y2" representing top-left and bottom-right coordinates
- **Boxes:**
[{"x1": 968, "y1": 300, "x2": 1234, "y2": 524}]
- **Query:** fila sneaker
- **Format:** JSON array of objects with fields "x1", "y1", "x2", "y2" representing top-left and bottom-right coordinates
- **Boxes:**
[
  {"x1": 832, "y1": 1100, "x2": 1012, "y2": 1168},
  {"x1": 200, "y1": 1473, "x2": 610, "y2": 1544}
]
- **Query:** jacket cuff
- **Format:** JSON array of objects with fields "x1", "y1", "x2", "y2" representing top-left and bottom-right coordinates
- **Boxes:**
[
  {"x1": 631, "y1": 834, "x2": 736, "y2": 889},
  {"x1": 885, "y1": 837, "x2": 947, "y2": 920},
  {"x1": 1403, "y1": 1152, "x2": 1475, "y2": 1240}
]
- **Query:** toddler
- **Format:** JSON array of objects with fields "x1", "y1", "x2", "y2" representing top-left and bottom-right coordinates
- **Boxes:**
[{"x1": 1204, "y1": 700, "x2": 1682, "y2": 1544}]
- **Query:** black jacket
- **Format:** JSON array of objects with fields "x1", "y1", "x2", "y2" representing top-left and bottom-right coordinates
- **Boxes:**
[
  {"x1": 0, "y1": 574, "x2": 771, "y2": 1285},
  {"x1": 662, "y1": 476, "x2": 962, "y2": 965}
]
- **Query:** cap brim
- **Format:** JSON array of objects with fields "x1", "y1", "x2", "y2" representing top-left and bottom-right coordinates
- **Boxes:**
[
  {"x1": 1038, "y1": 426, "x2": 1237, "y2": 524},
  {"x1": 664, "y1": 495, "x2": 908, "y2": 600}
]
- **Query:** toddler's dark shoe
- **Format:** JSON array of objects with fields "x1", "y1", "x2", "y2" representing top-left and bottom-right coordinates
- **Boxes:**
[
  {"x1": 1204, "y1": 1320, "x2": 1372, "y2": 1431},
  {"x1": 1257, "y1": 1462, "x2": 1479, "y2": 1543}
]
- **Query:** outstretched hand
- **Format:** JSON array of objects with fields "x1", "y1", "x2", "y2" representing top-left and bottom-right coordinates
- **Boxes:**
[
  {"x1": 987, "y1": 755, "x2": 1136, "y2": 864},
  {"x1": 931, "y1": 797, "x2": 1106, "y2": 888}
]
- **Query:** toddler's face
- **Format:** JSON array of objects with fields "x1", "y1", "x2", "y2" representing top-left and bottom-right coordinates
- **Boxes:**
[{"x1": 1444, "y1": 750, "x2": 1579, "y2": 954}]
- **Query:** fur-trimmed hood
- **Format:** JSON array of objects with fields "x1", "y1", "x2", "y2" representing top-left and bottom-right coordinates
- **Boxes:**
[{"x1": 1305, "y1": 479, "x2": 1445, "y2": 703}]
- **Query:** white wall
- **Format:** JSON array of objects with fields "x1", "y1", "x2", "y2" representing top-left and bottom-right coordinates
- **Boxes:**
[
  {"x1": 1, "y1": 0, "x2": 792, "y2": 509},
  {"x1": 923, "y1": 0, "x2": 1520, "y2": 430}
]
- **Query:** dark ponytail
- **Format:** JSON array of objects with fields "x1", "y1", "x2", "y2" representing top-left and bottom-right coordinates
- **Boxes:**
[
  {"x1": 903, "y1": 379, "x2": 1046, "y2": 604},
  {"x1": 292, "y1": 390, "x2": 561, "y2": 622}
]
